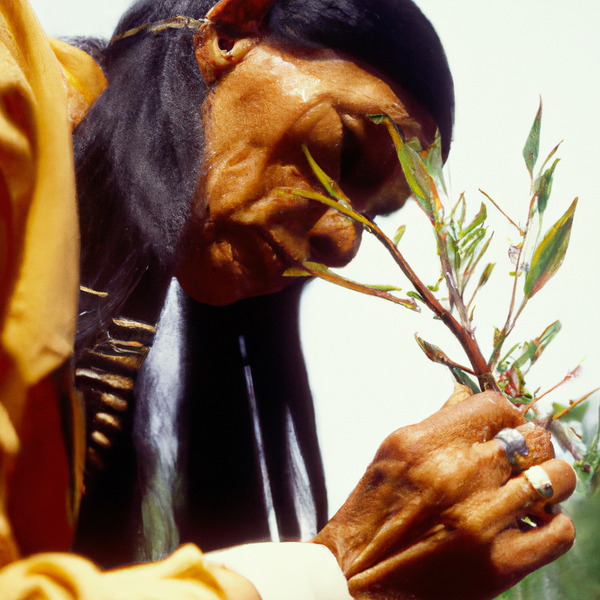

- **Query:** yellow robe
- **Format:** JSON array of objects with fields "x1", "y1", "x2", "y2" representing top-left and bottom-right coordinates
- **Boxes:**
[{"x1": 0, "y1": 2, "x2": 257, "y2": 597}]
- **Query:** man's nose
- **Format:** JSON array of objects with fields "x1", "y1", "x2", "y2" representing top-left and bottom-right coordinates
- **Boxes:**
[{"x1": 307, "y1": 208, "x2": 362, "y2": 268}]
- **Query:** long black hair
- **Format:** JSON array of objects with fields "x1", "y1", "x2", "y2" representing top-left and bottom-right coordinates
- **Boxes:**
[
  {"x1": 71, "y1": 0, "x2": 454, "y2": 567},
  {"x1": 73, "y1": 0, "x2": 453, "y2": 349},
  {"x1": 73, "y1": 0, "x2": 214, "y2": 349}
]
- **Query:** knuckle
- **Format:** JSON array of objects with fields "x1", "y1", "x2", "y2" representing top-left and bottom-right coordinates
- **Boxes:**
[
  {"x1": 510, "y1": 422, "x2": 554, "y2": 471},
  {"x1": 375, "y1": 425, "x2": 422, "y2": 461},
  {"x1": 517, "y1": 422, "x2": 553, "y2": 455},
  {"x1": 474, "y1": 390, "x2": 526, "y2": 427}
]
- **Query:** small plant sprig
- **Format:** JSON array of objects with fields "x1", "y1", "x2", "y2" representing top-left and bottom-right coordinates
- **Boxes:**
[{"x1": 280, "y1": 101, "x2": 599, "y2": 490}]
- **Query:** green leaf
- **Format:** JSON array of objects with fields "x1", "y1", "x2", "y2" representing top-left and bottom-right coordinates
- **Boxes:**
[
  {"x1": 522, "y1": 516, "x2": 537, "y2": 528},
  {"x1": 460, "y1": 228, "x2": 486, "y2": 256},
  {"x1": 367, "y1": 284, "x2": 404, "y2": 292},
  {"x1": 461, "y1": 232, "x2": 493, "y2": 291},
  {"x1": 427, "y1": 276, "x2": 444, "y2": 292},
  {"x1": 283, "y1": 267, "x2": 311, "y2": 277},
  {"x1": 368, "y1": 114, "x2": 442, "y2": 224},
  {"x1": 538, "y1": 140, "x2": 562, "y2": 175},
  {"x1": 523, "y1": 98, "x2": 542, "y2": 176},
  {"x1": 535, "y1": 320, "x2": 562, "y2": 355},
  {"x1": 511, "y1": 321, "x2": 561, "y2": 370},
  {"x1": 524, "y1": 198, "x2": 577, "y2": 298},
  {"x1": 277, "y1": 188, "x2": 374, "y2": 231},
  {"x1": 299, "y1": 261, "x2": 419, "y2": 310},
  {"x1": 458, "y1": 195, "x2": 467, "y2": 228},
  {"x1": 450, "y1": 368, "x2": 481, "y2": 394},
  {"x1": 469, "y1": 304, "x2": 476, "y2": 322},
  {"x1": 496, "y1": 342, "x2": 521, "y2": 373},
  {"x1": 446, "y1": 235, "x2": 460, "y2": 274},
  {"x1": 394, "y1": 224, "x2": 406, "y2": 246},
  {"x1": 421, "y1": 130, "x2": 448, "y2": 197},
  {"x1": 573, "y1": 461, "x2": 595, "y2": 495},
  {"x1": 580, "y1": 406, "x2": 600, "y2": 494},
  {"x1": 461, "y1": 203, "x2": 487, "y2": 238},
  {"x1": 407, "y1": 290, "x2": 425, "y2": 302},
  {"x1": 449, "y1": 193, "x2": 466, "y2": 223},
  {"x1": 535, "y1": 158, "x2": 560, "y2": 216},
  {"x1": 477, "y1": 262, "x2": 495, "y2": 289},
  {"x1": 552, "y1": 400, "x2": 590, "y2": 423},
  {"x1": 301, "y1": 144, "x2": 349, "y2": 205}
]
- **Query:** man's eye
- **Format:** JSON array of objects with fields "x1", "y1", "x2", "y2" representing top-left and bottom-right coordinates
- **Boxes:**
[
  {"x1": 340, "y1": 120, "x2": 363, "y2": 186},
  {"x1": 340, "y1": 117, "x2": 396, "y2": 197},
  {"x1": 338, "y1": 115, "x2": 409, "y2": 217}
]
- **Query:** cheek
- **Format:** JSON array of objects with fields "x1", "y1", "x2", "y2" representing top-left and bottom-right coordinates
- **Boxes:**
[{"x1": 282, "y1": 102, "x2": 344, "y2": 182}]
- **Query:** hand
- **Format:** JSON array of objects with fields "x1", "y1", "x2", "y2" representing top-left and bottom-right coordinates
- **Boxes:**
[{"x1": 313, "y1": 391, "x2": 576, "y2": 600}]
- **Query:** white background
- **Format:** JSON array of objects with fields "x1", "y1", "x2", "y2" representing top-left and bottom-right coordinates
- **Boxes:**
[{"x1": 30, "y1": 0, "x2": 600, "y2": 515}]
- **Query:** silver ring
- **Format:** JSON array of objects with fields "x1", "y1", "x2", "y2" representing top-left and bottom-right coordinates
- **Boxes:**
[
  {"x1": 524, "y1": 465, "x2": 554, "y2": 499},
  {"x1": 494, "y1": 427, "x2": 529, "y2": 469}
]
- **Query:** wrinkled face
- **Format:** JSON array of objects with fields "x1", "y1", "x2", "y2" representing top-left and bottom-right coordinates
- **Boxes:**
[{"x1": 176, "y1": 39, "x2": 435, "y2": 305}]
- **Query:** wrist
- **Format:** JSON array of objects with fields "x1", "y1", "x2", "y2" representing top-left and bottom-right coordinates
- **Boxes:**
[{"x1": 206, "y1": 541, "x2": 353, "y2": 600}]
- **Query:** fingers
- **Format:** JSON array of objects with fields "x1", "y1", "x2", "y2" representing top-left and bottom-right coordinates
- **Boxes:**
[
  {"x1": 339, "y1": 454, "x2": 576, "y2": 600},
  {"x1": 345, "y1": 502, "x2": 575, "y2": 600},
  {"x1": 510, "y1": 422, "x2": 555, "y2": 472},
  {"x1": 495, "y1": 459, "x2": 576, "y2": 519},
  {"x1": 526, "y1": 459, "x2": 577, "y2": 505},
  {"x1": 448, "y1": 459, "x2": 576, "y2": 543},
  {"x1": 490, "y1": 512, "x2": 575, "y2": 585},
  {"x1": 472, "y1": 422, "x2": 554, "y2": 487},
  {"x1": 400, "y1": 391, "x2": 526, "y2": 453}
]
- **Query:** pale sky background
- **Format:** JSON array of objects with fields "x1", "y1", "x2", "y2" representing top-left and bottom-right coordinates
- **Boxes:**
[{"x1": 30, "y1": 0, "x2": 600, "y2": 515}]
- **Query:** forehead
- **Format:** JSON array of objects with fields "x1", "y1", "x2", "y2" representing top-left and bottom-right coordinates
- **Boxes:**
[{"x1": 211, "y1": 40, "x2": 415, "y2": 128}]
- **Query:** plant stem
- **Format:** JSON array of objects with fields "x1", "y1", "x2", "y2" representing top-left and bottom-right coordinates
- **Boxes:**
[
  {"x1": 551, "y1": 388, "x2": 600, "y2": 421},
  {"x1": 489, "y1": 190, "x2": 538, "y2": 370},
  {"x1": 479, "y1": 190, "x2": 524, "y2": 235},
  {"x1": 434, "y1": 229, "x2": 473, "y2": 335},
  {"x1": 366, "y1": 218, "x2": 498, "y2": 391}
]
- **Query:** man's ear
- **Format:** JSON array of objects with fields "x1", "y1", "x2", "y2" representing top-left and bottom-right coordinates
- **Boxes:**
[{"x1": 195, "y1": 0, "x2": 276, "y2": 84}]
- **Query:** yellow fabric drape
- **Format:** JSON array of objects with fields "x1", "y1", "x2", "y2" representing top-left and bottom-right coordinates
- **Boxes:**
[
  {"x1": 0, "y1": 0, "x2": 81, "y2": 392},
  {"x1": 0, "y1": 0, "x2": 95, "y2": 568},
  {"x1": 0, "y1": 544, "x2": 238, "y2": 600},
  {"x1": 0, "y1": 2, "x2": 259, "y2": 598}
]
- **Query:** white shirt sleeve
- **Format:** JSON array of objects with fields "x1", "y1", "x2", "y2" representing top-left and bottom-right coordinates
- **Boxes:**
[{"x1": 206, "y1": 542, "x2": 353, "y2": 600}]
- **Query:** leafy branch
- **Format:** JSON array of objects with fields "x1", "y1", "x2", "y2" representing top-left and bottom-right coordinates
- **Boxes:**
[
  {"x1": 281, "y1": 134, "x2": 497, "y2": 392},
  {"x1": 285, "y1": 100, "x2": 577, "y2": 394},
  {"x1": 281, "y1": 101, "x2": 596, "y2": 478}
]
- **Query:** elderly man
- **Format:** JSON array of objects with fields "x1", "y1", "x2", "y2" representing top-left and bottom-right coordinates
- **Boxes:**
[
  {"x1": 0, "y1": 0, "x2": 576, "y2": 598},
  {"x1": 71, "y1": 0, "x2": 451, "y2": 566}
]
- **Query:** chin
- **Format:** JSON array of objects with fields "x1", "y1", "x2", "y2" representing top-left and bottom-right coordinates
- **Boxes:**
[
  {"x1": 176, "y1": 259, "x2": 304, "y2": 306},
  {"x1": 182, "y1": 276, "x2": 303, "y2": 306},
  {"x1": 177, "y1": 217, "x2": 361, "y2": 305}
]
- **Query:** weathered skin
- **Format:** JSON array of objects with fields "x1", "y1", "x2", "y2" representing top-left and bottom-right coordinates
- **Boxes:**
[
  {"x1": 176, "y1": 1, "x2": 577, "y2": 597},
  {"x1": 313, "y1": 391, "x2": 576, "y2": 600},
  {"x1": 177, "y1": 37, "x2": 435, "y2": 305}
]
